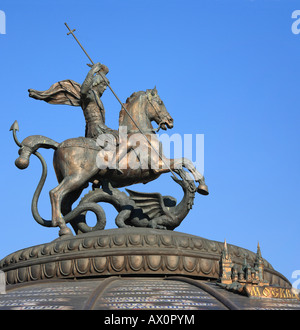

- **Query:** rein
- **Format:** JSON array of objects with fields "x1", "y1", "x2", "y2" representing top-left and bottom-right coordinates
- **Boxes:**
[
  {"x1": 146, "y1": 93, "x2": 165, "y2": 130},
  {"x1": 124, "y1": 93, "x2": 165, "y2": 134}
]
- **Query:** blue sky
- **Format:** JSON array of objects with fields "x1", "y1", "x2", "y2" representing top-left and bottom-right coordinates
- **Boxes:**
[{"x1": 0, "y1": 0, "x2": 299, "y2": 287}]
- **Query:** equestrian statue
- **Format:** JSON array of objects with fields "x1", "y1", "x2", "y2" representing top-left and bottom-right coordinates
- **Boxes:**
[{"x1": 10, "y1": 24, "x2": 208, "y2": 236}]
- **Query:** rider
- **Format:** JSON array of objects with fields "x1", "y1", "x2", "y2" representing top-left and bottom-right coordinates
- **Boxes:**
[
  {"x1": 81, "y1": 63, "x2": 125, "y2": 174},
  {"x1": 80, "y1": 62, "x2": 113, "y2": 139},
  {"x1": 28, "y1": 61, "x2": 116, "y2": 143}
]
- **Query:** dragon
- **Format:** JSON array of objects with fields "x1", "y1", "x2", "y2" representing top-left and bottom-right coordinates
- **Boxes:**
[
  {"x1": 124, "y1": 169, "x2": 197, "y2": 230},
  {"x1": 70, "y1": 169, "x2": 197, "y2": 233}
]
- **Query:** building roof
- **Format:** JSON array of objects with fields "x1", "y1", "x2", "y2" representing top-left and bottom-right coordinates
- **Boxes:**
[
  {"x1": 1, "y1": 277, "x2": 300, "y2": 310},
  {"x1": 0, "y1": 228, "x2": 299, "y2": 310}
]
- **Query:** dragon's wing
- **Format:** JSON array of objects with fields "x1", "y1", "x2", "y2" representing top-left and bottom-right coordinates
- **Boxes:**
[{"x1": 126, "y1": 189, "x2": 168, "y2": 219}]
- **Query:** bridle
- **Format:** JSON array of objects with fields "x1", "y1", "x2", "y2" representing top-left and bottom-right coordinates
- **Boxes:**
[
  {"x1": 146, "y1": 92, "x2": 168, "y2": 132},
  {"x1": 127, "y1": 92, "x2": 168, "y2": 134}
]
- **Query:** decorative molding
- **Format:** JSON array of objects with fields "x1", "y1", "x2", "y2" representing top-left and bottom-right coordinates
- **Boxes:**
[{"x1": 0, "y1": 228, "x2": 290, "y2": 288}]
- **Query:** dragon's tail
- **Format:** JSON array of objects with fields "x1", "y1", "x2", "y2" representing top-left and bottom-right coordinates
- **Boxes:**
[{"x1": 15, "y1": 135, "x2": 59, "y2": 169}]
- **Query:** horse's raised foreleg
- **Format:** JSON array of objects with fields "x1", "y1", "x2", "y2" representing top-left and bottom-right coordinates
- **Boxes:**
[
  {"x1": 155, "y1": 156, "x2": 209, "y2": 195},
  {"x1": 172, "y1": 158, "x2": 203, "y2": 180},
  {"x1": 171, "y1": 158, "x2": 209, "y2": 195}
]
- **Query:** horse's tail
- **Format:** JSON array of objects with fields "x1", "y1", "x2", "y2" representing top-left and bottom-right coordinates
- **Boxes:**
[
  {"x1": 15, "y1": 135, "x2": 59, "y2": 169},
  {"x1": 13, "y1": 135, "x2": 59, "y2": 228}
]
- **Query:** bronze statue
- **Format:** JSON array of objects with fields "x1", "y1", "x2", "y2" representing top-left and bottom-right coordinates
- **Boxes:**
[{"x1": 10, "y1": 24, "x2": 208, "y2": 237}]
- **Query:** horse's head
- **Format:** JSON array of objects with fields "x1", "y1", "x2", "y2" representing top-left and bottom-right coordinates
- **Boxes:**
[
  {"x1": 145, "y1": 87, "x2": 174, "y2": 131},
  {"x1": 120, "y1": 88, "x2": 174, "y2": 133}
]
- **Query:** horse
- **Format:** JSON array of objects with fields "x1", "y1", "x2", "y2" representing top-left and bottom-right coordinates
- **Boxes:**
[{"x1": 15, "y1": 87, "x2": 208, "y2": 236}]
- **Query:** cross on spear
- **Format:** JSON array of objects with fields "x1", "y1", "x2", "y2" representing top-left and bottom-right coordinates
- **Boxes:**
[{"x1": 64, "y1": 22, "x2": 179, "y2": 179}]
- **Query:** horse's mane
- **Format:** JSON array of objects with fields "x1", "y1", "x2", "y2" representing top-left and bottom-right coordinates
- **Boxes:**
[{"x1": 119, "y1": 91, "x2": 146, "y2": 125}]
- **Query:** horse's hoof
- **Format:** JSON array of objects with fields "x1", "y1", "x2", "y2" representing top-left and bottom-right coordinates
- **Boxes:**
[
  {"x1": 59, "y1": 227, "x2": 73, "y2": 237},
  {"x1": 197, "y1": 183, "x2": 209, "y2": 195}
]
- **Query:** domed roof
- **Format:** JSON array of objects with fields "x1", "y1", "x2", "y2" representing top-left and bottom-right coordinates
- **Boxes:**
[
  {"x1": 0, "y1": 228, "x2": 299, "y2": 310},
  {"x1": 1, "y1": 276, "x2": 300, "y2": 311}
]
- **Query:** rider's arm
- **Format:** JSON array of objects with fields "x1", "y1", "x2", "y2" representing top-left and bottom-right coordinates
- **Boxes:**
[{"x1": 81, "y1": 63, "x2": 102, "y2": 96}]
